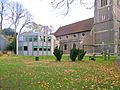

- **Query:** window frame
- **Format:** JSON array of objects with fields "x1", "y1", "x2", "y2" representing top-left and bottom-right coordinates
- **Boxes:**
[{"x1": 101, "y1": 0, "x2": 108, "y2": 7}]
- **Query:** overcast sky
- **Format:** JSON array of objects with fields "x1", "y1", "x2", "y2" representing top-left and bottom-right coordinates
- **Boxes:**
[{"x1": 10, "y1": 0, "x2": 94, "y2": 31}]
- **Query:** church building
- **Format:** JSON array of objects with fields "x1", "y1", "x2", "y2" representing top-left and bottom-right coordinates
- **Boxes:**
[{"x1": 54, "y1": 0, "x2": 120, "y2": 55}]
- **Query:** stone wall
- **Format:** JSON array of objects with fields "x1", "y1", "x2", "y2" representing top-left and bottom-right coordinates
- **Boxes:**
[{"x1": 57, "y1": 31, "x2": 91, "y2": 54}]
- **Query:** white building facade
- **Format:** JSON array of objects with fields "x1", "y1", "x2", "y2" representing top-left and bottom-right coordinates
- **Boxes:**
[{"x1": 18, "y1": 32, "x2": 56, "y2": 56}]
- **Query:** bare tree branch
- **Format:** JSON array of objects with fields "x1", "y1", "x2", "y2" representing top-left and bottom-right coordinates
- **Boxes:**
[
  {"x1": 0, "y1": 0, "x2": 7, "y2": 31},
  {"x1": 19, "y1": 11, "x2": 33, "y2": 35},
  {"x1": 54, "y1": 0, "x2": 65, "y2": 8},
  {"x1": 65, "y1": 0, "x2": 70, "y2": 16},
  {"x1": 7, "y1": 1, "x2": 33, "y2": 35},
  {"x1": 50, "y1": 0, "x2": 94, "y2": 16},
  {"x1": 68, "y1": 0, "x2": 75, "y2": 4}
]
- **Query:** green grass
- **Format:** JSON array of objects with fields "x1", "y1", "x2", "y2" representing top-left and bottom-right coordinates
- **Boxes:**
[{"x1": 0, "y1": 55, "x2": 120, "y2": 90}]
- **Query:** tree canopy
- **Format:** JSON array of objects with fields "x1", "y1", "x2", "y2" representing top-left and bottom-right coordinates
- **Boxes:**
[{"x1": 2, "y1": 28, "x2": 15, "y2": 36}]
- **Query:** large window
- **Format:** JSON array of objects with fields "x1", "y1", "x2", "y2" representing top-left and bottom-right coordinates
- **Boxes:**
[
  {"x1": 19, "y1": 36, "x2": 23, "y2": 42},
  {"x1": 64, "y1": 44, "x2": 67, "y2": 50},
  {"x1": 101, "y1": 0, "x2": 108, "y2": 7},
  {"x1": 73, "y1": 43, "x2": 76, "y2": 48},
  {"x1": 24, "y1": 46, "x2": 28, "y2": 51}
]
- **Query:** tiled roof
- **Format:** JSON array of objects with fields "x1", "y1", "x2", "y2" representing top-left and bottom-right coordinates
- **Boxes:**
[{"x1": 54, "y1": 18, "x2": 94, "y2": 36}]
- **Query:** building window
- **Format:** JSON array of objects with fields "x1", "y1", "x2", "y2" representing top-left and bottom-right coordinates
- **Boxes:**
[
  {"x1": 102, "y1": 15, "x2": 106, "y2": 21},
  {"x1": 73, "y1": 34, "x2": 76, "y2": 37},
  {"x1": 23, "y1": 37, "x2": 27, "y2": 42},
  {"x1": 64, "y1": 44, "x2": 67, "y2": 50},
  {"x1": 33, "y1": 46, "x2": 37, "y2": 51},
  {"x1": 82, "y1": 33, "x2": 85, "y2": 36},
  {"x1": 39, "y1": 48, "x2": 42, "y2": 51},
  {"x1": 101, "y1": 0, "x2": 108, "y2": 7},
  {"x1": 44, "y1": 48, "x2": 46, "y2": 51},
  {"x1": 43, "y1": 36, "x2": 46, "y2": 42},
  {"x1": 48, "y1": 37, "x2": 51, "y2": 42},
  {"x1": 33, "y1": 36, "x2": 38, "y2": 42},
  {"x1": 29, "y1": 37, "x2": 32, "y2": 42},
  {"x1": 24, "y1": 46, "x2": 28, "y2": 51},
  {"x1": 60, "y1": 37, "x2": 61, "y2": 39},
  {"x1": 18, "y1": 47, "x2": 22, "y2": 51},
  {"x1": 73, "y1": 43, "x2": 76, "y2": 48},
  {"x1": 48, "y1": 48, "x2": 51, "y2": 51}
]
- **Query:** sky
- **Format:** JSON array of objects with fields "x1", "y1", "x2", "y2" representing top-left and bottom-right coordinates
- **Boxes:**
[{"x1": 9, "y1": 0, "x2": 94, "y2": 32}]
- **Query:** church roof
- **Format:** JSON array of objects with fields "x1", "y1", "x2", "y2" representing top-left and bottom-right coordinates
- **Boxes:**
[{"x1": 54, "y1": 18, "x2": 94, "y2": 36}]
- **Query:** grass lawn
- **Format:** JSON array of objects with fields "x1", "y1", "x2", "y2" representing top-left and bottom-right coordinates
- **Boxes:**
[{"x1": 0, "y1": 55, "x2": 120, "y2": 90}]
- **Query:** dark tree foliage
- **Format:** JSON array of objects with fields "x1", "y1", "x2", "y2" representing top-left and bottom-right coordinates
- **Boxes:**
[
  {"x1": 70, "y1": 47, "x2": 78, "y2": 61},
  {"x1": 7, "y1": 37, "x2": 16, "y2": 54},
  {"x1": 2, "y1": 28, "x2": 15, "y2": 36},
  {"x1": 78, "y1": 49, "x2": 86, "y2": 61},
  {"x1": 53, "y1": 46, "x2": 63, "y2": 61}
]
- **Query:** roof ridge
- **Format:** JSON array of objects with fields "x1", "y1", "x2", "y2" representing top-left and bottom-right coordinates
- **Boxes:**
[
  {"x1": 55, "y1": 17, "x2": 94, "y2": 36},
  {"x1": 61, "y1": 17, "x2": 94, "y2": 27}
]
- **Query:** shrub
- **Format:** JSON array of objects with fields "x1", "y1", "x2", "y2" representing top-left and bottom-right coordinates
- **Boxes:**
[
  {"x1": 89, "y1": 54, "x2": 96, "y2": 61},
  {"x1": 90, "y1": 57, "x2": 96, "y2": 61},
  {"x1": 70, "y1": 48, "x2": 78, "y2": 61},
  {"x1": 53, "y1": 47, "x2": 63, "y2": 61},
  {"x1": 35, "y1": 56, "x2": 39, "y2": 61},
  {"x1": 78, "y1": 49, "x2": 86, "y2": 61}
]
